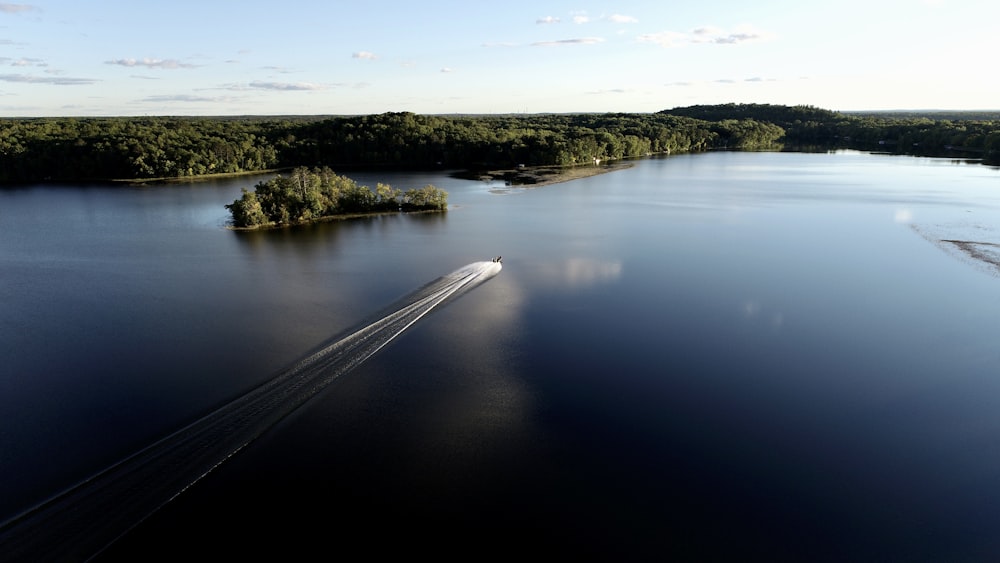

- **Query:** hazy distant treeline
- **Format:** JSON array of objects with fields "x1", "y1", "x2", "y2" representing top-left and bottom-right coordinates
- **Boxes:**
[
  {"x1": 663, "y1": 104, "x2": 1000, "y2": 159},
  {"x1": 2, "y1": 104, "x2": 998, "y2": 184}
]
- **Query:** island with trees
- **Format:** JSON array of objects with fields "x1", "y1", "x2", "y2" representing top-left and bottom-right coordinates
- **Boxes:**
[{"x1": 225, "y1": 166, "x2": 448, "y2": 229}]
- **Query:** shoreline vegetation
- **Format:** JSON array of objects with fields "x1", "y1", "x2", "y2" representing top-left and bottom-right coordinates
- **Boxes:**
[
  {"x1": 225, "y1": 166, "x2": 448, "y2": 230},
  {"x1": 225, "y1": 162, "x2": 630, "y2": 229},
  {"x1": 113, "y1": 168, "x2": 285, "y2": 185},
  {"x1": 5, "y1": 103, "x2": 1000, "y2": 229},
  {"x1": 458, "y1": 161, "x2": 634, "y2": 188},
  {"x1": 227, "y1": 161, "x2": 633, "y2": 230},
  {"x1": 4, "y1": 104, "x2": 999, "y2": 188},
  {"x1": 226, "y1": 207, "x2": 445, "y2": 231}
]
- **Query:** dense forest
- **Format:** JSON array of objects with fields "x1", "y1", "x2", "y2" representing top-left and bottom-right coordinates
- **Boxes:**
[
  {"x1": 226, "y1": 166, "x2": 448, "y2": 229},
  {"x1": 2, "y1": 104, "x2": 999, "y2": 185}
]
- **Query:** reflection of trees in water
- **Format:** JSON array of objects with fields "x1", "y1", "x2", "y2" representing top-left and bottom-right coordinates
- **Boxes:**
[{"x1": 230, "y1": 216, "x2": 349, "y2": 257}]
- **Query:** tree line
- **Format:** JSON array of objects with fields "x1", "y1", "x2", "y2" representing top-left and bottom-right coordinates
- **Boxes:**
[
  {"x1": 661, "y1": 103, "x2": 1000, "y2": 158},
  {"x1": 226, "y1": 166, "x2": 448, "y2": 229},
  {"x1": 2, "y1": 105, "x2": 999, "y2": 184}
]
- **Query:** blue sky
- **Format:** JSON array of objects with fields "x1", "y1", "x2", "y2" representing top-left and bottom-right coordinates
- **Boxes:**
[{"x1": 1, "y1": 0, "x2": 997, "y2": 117}]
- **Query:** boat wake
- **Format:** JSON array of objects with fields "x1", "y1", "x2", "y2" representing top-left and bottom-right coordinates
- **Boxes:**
[
  {"x1": 0, "y1": 260, "x2": 502, "y2": 562},
  {"x1": 911, "y1": 223, "x2": 1000, "y2": 278}
]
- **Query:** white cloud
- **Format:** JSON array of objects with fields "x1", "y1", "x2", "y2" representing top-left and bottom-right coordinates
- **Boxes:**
[
  {"x1": 531, "y1": 37, "x2": 604, "y2": 47},
  {"x1": 0, "y1": 73, "x2": 95, "y2": 85},
  {"x1": 639, "y1": 25, "x2": 773, "y2": 48},
  {"x1": 636, "y1": 31, "x2": 686, "y2": 48},
  {"x1": 248, "y1": 80, "x2": 326, "y2": 91},
  {"x1": 11, "y1": 57, "x2": 45, "y2": 67},
  {"x1": 0, "y1": 3, "x2": 37, "y2": 14},
  {"x1": 586, "y1": 88, "x2": 630, "y2": 95},
  {"x1": 143, "y1": 94, "x2": 228, "y2": 103},
  {"x1": 690, "y1": 24, "x2": 773, "y2": 45},
  {"x1": 692, "y1": 25, "x2": 725, "y2": 38},
  {"x1": 106, "y1": 58, "x2": 197, "y2": 69},
  {"x1": 536, "y1": 16, "x2": 560, "y2": 24},
  {"x1": 352, "y1": 51, "x2": 378, "y2": 60},
  {"x1": 606, "y1": 14, "x2": 638, "y2": 24}
]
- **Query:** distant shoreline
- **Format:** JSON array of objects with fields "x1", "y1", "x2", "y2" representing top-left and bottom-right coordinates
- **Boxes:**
[
  {"x1": 456, "y1": 161, "x2": 634, "y2": 188},
  {"x1": 115, "y1": 162, "x2": 634, "y2": 188},
  {"x1": 111, "y1": 169, "x2": 286, "y2": 185}
]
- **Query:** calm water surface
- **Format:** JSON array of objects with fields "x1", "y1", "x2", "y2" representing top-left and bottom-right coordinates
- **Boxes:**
[{"x1": 2, "y1": 151, "x2": 1000, "y2": 560}]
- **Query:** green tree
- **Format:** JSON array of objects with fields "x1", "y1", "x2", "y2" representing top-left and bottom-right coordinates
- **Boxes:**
[{"x1": 225, "y1": 188, "x2": 269, "y2": 227}]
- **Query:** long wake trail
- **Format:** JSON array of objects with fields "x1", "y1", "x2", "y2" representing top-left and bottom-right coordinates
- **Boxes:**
[{"x1": 0, "y1": 260, "x2": 502, "y2": 562}]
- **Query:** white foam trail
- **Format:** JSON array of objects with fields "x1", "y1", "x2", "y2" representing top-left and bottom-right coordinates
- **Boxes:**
[{"x1": 0, "y1": 261, "x2": 501, "y2": 562}]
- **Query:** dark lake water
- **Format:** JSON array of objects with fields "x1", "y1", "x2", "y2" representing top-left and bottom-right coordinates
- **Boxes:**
[{"x1": 2, "y1": 151, "x2": 1000, "y2": 560}]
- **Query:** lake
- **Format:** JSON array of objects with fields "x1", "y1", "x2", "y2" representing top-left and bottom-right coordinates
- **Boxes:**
[{"x1": 2, "y1": 150, "x2": 1000, "y2": 561}]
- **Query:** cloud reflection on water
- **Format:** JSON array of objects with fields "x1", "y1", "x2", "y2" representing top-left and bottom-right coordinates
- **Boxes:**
[
  {"x1": 742, "y1": 299, "x2": 785, "y2": 329},
  {"x1": 533, "y1": 257, "x2": 624, "y2": 288},
  {"x1": 379, "y1": 257, "x2": 622, "y2": 462}
]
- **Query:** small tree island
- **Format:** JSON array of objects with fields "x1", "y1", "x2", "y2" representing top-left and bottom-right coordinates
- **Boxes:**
[{"x1": 226, "y1": 166, "x2": 448, "y2": 229}]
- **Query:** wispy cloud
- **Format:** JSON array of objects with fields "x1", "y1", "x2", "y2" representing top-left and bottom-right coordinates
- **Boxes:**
[
  {"x1": 587, "y1": 88, "x2": 630, "y2": 95},
  {"x1": 352, "y1": 51, "x2": 377, "y2": 60},
  {"x1": 531, "y1": 37, "x2": 604, "y2": 47},
  {"x1": 0, "y1": 3, "x2": 37, "y2": 14},
  {"x1": 691, "y1": 24, "x2": 773, "y2": 44},
  {"x1": 247, "y1": 80, "x2": 326, "y2": 91},
  {"x1": 691, "y1": 26, "x2": 724, "y2": 38},
  {"x1": 440, "y1": 67, "x2": 454, "y2": 73},
  {"x1": 9, "y1": 57, "x2": 45, "y2": 67},
  {"x1": 639, "y1": 24, "x2": 773, "y2": 47},
  {"x1": 572, "y1": 12, "x2": 590, "y2": 24},
  {"x1": 142, "y1": 94, "x2": 231, "y2": 103},
  {"x1": 606, "y1": 14, "x2": 638, "y2": 24},
  {"x1": 536, "y1": 16, "x2": 560, "y2": 24},
  {"x1": 0, "y1": 73, "x2": 96, "y2": 85},
  {"x1": 636, "y1": 31, "x2": 686, "y2": 47},
  {"x1": 106, "y1": 58, "x2": 198, "y2": 69},
  {"x1": 668, "y1": 76, "x2": 778, "y2": 87}
]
